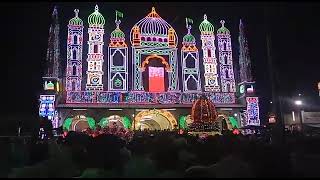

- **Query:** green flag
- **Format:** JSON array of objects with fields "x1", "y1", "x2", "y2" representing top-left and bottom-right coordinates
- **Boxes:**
[
  {"x1": 116, "y1": 10, "x2": 123, "y2": 19},
  {"x1": 186, "y1": 18, "x2": 193, "y2": 24}
]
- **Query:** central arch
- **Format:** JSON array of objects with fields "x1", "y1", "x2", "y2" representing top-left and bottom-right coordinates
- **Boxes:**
[
  {"x1": 133, "y1": 109, "x2": 177, "y2": 130},
  {"x1": 140, "y1": 54, "x2": 171, "y2": 72}
]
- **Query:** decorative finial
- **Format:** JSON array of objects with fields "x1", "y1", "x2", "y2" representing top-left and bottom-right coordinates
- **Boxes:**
[
  {"x1": 95, "y1": 4, "x2": 99, "y2": 12},
  {"x1": 220, "y1": 20, "x2": 225, "y2": 26},
  {"x1": 152, "y1": 7, "x2": 156, "y2": 13},
  {"x1": 115, "y1": 20, "x2": 121, "y2": 29},
  {"x1": 204, "y1": 14, "x2": 207, "y2": 20},
  {"x1": 187, "y1": 26, "x2": 191, "y2": 34},
  {"x1": 74, "y1": 9, "x2": 79, "y2": 17}
]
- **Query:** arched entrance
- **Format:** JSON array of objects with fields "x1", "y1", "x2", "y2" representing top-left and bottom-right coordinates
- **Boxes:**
[
  {"x1": 98, "y1": 115, "x2": 132, "y2": 129},
  {"x1": 216, "y1": 114, "x2": 234, "y2": 132},
  {"x1": 64, "y1": 115, "x2": 96, "y2": 132},
  {"x1": 141, "y1": 55, "x2": 171, "y2": 92},
  {"x1": 133, "y1": 109, "x2": 177, "y2": 130}
]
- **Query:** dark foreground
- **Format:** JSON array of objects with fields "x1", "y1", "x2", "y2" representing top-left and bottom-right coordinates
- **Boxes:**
[{"x1": 1, "y1": 131, "x2": 320, "y2": 178}]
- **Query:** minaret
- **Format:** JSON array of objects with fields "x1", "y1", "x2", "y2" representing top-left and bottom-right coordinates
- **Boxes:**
[
  {"x1": 45, "y1": 6, "x2": 60, "y2": 79},
  {"x1": 39, "y1": 6, "x2": 60, "y2": 125},
  {"x1": 181, "y1": 18, "x2": 201, "y2": 92},
  {"x1": 86, "y1": 5, "x2": 105, "y2": 91},
  {"x1": 108, "y1": 10, "x2": 128, "y2": 91},
  {"x1": 238, "y1": 19, "x2": 260, "y2": 127},
  {"x1": 66, "y1": 9, "x2": 84, "y2": 91},
  {"x1": 238, "y1": 19, "x2": 253, "y2": 83},
  {"x1": 199, "y1": 14, "x2": 220, "y2": 92},
  {"x1": 216, "y1": 20, "x2": 236, "y2": 92}
]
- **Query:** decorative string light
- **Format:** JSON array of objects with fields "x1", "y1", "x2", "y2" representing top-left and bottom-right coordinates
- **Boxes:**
[
  {"x1": 181, "y1": 18, "x2": 201, "y2": 92},
  {"x1": 216, "y1": 20, "x2": 236, "y2": 93},
  {"x1": 199, "y1": 14, "x2": 220, "y2": 92},
  {"x1": 66, "y1": 9, "x2": 83, "y2": 92},
  {"x1": 108, "y1": 10, "x2": 128, "y2": 92},
  {"x1": 130, "y1": 7, "x2": 179, "y2": 92},
  {"x1": 246, "y1": 97, "x2": 260, "y2": 126},
  {"x1": 39, "y1": 95, "x2": 55, "y2": 120},
  {"x1": 85, "y1": 5, "x2": 105, "y2": 91}
]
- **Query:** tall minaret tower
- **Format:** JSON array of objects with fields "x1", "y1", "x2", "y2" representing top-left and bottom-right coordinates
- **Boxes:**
[
  {"x1": 108, "y1": 10, "x2": 128, "y2": 91},
  {"x1": 66, "y1": 9, "x2": 84, "y2": 91},
  {"x1": 199, "y1": 14, "x2": 220, "y2": 92},
  {"x1": 85, "y1": 5, "x2": 105, "y2": 91},
  {"x1": 216, "y1": 20, "x2": 236, "y2": 93},
  {"x1": 45, "y1": 6, "x2": 60, "y2": 79},
  {"x1": 238, "y1": 19, "x2": 260, "y2": 127},
  {"x1": 238, "y1": 19, "x2": 253, "y2": 83},
  {"x1": 181, "y1": 18, "x2": 201, "y2": 92},
  {"x1": 39, "y1": 6, "x2": 61, "y2": 126}
]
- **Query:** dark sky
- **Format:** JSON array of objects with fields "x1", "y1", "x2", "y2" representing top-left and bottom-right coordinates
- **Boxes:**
[{"x1": 4, "y1": 2, "x2": 320, "y2": 126}]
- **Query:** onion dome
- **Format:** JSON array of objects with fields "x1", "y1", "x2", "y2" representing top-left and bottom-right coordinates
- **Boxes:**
[
  {"x1": 88, "y1": 5, "x2": 105, "y2": 28},
  {"x1": 191, "y1": 95, "x2": 217, "y2": 123},
  {"x1": 109, "y1": 20, "x2": 127, "y2": 47},
  {"x1": 199, "y1": 14, "x2": 214, "y2": 34},
  {"x1": 130, "y1": 7, "x2": 178, "y2": 47},
  {"x1": 111, "y1": 21, "x2": 125, "y2": 39},
  {"x1": 182, "y1": 25, "x2": 197, "y2": 51},
  {"x1": 217, "y1": 20, "x2": 230, "y2": 34},
  {"x1": 182, "y1": 26, "x2": 196, "y2": 45},
  {"x1": 69, "y1": 9, "x2": 83, "y2": 26}
]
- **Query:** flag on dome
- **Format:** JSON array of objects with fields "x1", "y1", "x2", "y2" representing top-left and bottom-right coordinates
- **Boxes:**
[
  {"x1": 186, "y1": 18, "x2": 193, "y2": 24},
  {"x1": 116, "y1": 10, "x2": 123, "y2": 18}
]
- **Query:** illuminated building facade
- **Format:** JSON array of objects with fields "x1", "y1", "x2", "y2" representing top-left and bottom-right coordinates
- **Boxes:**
[{"x1": 39, "y1": 5, "x2": 260, "y2": 131}]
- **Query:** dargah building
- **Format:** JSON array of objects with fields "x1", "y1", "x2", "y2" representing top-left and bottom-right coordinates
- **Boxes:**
[{"x1": 38, "y1": 5, "x2": 260, "y2": 132}]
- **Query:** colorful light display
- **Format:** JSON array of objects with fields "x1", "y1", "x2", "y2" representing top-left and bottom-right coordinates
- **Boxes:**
[
  {"x1": 108, "y1": 10, "x2": 128, "y2": 91},
  {"x1": 199, "y1": 14, "x2": 220, "y2": 92},
  {"x1": 238, "y1": 19, "x2": 253, "y2": 83},
  {"x1": 40, "y1": 5, "x2": 261, "y2": 131},
  {"x1": 39, "y1": 95, "x2": 55, "y2": 120},
  {"x1": 191, "y1": 96, "x2": 217, "y2": 123},
  {"x1": 246, "y1": 97, "x2": 260, "y2": 126},
  {"x1": 66, "y1": 9, "x2": 83, "y2": 91},
  {"x1": 66, "y1": 91, "x2": 235, "y2": 104},
  {"x1": 85, "y1": 5, "x2": 105, "y2": 91},
  {"x1": 181, "y1": 18, "x2": 201, "y2": 92},
  {"x1": 45, "y1": 6, "x2": 60, "y2": 78},
  {"x1": 217, "y1": 20, "x2": 236, "y2": 92},
  {"x1": 40, "y1": 6, "x2": 60, "y2": 123},
  {"x1": 130, "y1": 7, "x2": 179, "y2": 92}
]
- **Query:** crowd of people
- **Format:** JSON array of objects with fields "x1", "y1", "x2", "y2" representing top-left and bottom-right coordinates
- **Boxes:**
[{"x1": 1, "y1": 128, "x2": 320, "y2": 178}]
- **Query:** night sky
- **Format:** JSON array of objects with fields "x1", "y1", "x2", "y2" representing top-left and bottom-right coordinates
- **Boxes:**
[{"x1": 4, "y1": 2, "x2": 320, "y2": 133}]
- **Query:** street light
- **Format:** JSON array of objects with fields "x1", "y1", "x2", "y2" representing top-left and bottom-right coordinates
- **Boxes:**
[{"x1": 295, "y1": 100, "x2": 302, "y2": 106}]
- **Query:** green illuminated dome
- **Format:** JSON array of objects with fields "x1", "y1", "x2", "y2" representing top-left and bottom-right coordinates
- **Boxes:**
[
  {"x1": 88, "y1": 5, "x2": 105, "y2": 27},
  {"x1": 69, "y1": 9, "x2": 83, "y2": 26},
  {"x1": 183, "y1": 33, "x2": 195, "y2": 43},
  {"x1": 199, "y1": 14, "x2": 214, "y2": 33},
  {"x1": 111, "y1": 28, "x2": 125, "y2": 39},
  {"x1": 111, "y1": 21, "x2": 125, "y2": 39},
  {"x1": 217, "y1": 20, "x2": 230, "y2": 34}
]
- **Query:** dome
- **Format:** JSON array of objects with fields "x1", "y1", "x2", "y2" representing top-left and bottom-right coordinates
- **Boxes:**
[
  {"x1": 130, "y1": 7, "x2": 178, "y2": 47},
  {"x1": 199, "y1": 14, "x2": 214, "y2": 34},
  {"x1": 69, "y1": 9, "x2": 83, "y2": 26},
  {"x1": 191, "y1": 95, "x2": 217, "y2": 123},
  {"x1": 183, "y1": 34, "x2": 195, "y2": 43},
  {"x1": 88, "y1": 5, "x2": 105, "y2": 28},
  {"x1": 217, "y1": 20, "x2": 230, "y2": 34},
  {"x1": 111, "y1": 28, "x2": 125, "y2": 39},
  {"x1": 111, "y1": 21, "x2": 125, "y2": 39},
  {"x1": 182, "y1": 26, "x2": 196, "y2": 44}
]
